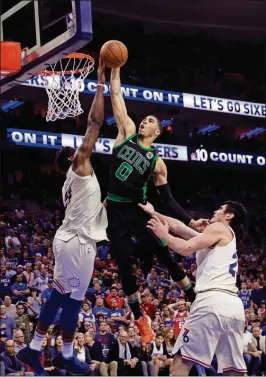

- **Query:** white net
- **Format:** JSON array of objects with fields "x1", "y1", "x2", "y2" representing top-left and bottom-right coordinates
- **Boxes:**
[{"x1": 41, "y1": 53, "x2": 94, "y2": 122}]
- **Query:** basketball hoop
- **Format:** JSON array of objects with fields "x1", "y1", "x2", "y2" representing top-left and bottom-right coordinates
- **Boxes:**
[
  {"x1": 39, "y1": 53, "x2": 95, "y2": 122},
  {"x1": 0, "y1": 42, "x2": 22, "y2": 77}
]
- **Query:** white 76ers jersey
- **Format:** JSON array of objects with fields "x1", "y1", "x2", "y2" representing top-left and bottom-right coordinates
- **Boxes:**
[
  {"x1": 195, "y1": 226, "x2": 238, "y2": 294},
  {"x1": 55, "y1": 167, "x2": 108, "y2": 244}
]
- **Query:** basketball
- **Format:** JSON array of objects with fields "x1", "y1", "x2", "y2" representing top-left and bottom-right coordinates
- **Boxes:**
[{"x1": 100, "y1": 40, "x2": 128, "y2": 69}]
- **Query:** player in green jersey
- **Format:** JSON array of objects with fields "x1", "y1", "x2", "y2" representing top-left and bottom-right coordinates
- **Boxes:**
[{"x1": 107, "y1": 67, "x2": 205, "y2": 344}]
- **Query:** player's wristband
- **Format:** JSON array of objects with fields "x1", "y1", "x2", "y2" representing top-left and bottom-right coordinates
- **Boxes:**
[
  {"x1": 97, "y1": 83, "x2": 105, "y2": 87},
  {"x1": 156, "y1": 183, "x2": 192, "y2": 225}
]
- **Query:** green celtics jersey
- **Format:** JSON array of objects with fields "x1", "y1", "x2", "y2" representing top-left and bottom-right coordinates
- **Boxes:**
[{"x1": 108, "y1": 134, "x2": 158, "y2": 202}]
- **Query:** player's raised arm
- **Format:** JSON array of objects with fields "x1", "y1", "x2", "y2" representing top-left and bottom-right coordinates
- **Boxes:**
[
  {"x1": 138, "y1": 202, "x2": 200, "y2": 240},
  {"x1": 73, "y1": 58, "x2": 105, "y2": 172},
  {"x1": 110, "y1": 67, "x2": 136, "y2": 144},
  {"x1": 147, "y1": 219, "x2": 224, "y2": 256},
  {"x1": 153, "y1": 158, "x2": 207, "y2": 231}
]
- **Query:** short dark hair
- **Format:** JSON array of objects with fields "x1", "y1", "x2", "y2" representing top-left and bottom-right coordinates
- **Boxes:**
[
  {"x1": 224, "y1": 201, "x2": 247, "y2": 230},
  {"x1": 152, "y1": 115, "x2": 163, "y2": 135},
  {"x1": 55, "y1": 146, "x2": 76, "y2": 172}
]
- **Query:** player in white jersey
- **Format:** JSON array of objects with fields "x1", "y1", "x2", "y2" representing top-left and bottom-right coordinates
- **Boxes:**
[
  {"x1": 139, "y1": 200, "x2": 248, "y2": 376},
  {"x1": 17, "y1": 59, "x2": 107, "y2": 376}
]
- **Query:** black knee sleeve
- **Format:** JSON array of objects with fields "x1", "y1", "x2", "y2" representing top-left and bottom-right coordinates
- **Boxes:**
[
  {"x1": 121, "y1": 272, "x2": 138, "y2": 296},
  {"x1": 155, "y1": 246, "x2": 187, "y2": 282},
  {"x1": 170, "y1": 262, "x2": 187, "y2": 282}
]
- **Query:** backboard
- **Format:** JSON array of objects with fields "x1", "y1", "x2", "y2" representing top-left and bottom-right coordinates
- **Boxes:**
[{"x1": 0, "y1": 0, "x2": 93, "y2": 94}]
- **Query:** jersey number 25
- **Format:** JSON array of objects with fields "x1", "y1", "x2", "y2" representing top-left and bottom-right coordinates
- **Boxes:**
[
  {"x1": 229, "y1": 252, "x2": 238, "y2": 278},
  {"x1": 64, "y1": 187, "x2": 72, "y2": 208}
]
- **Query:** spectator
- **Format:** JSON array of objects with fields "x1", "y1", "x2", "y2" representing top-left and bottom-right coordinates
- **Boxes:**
[
  {"x1": 78, "y1": 302, "x2": 96, "y2": 333},
  {"x1": 46, "y1": 251, "x2": 54, "y2": 265},
  {"x1": 87, "y1": 282, "x2": 105, "y2": 305},
  {"x1": 0, "y1": 305, "x2": 16, "y2": 340},
  {"x1": 30, "y1": 242, "x2": 44, "y2": 259},
  {"x1": 109, "y1": 299, "x2": 127, "y2": 330},
  {"x1": 243, "y1": 326, "x2": 261, "y2": 376},
  {"x1": 166, "y1": 284, "x2": 180, "y2": 303},
  {"x1": 21, "y1": 251, "x2": 31, "y2": 266},
  {"x1": 4, "y1": 299, "x2": 19, "y2": 325},
  {"x1": 0, "y1": 331, "x2": 7, "y2": 354},
  {"x1": 151, "y1": 321, "x2": 160, "y2": 334},
  {"x1": 39, "y1": 337, "x2": 55, "y2": 374},
  {"x1": 12, "y1": 265, "x2": 28, "y2": 285},
  {"x1": 140, "y1": 294, "x2": 156, "y2": 320},
  {"x1": 251, "y1": 282, "x2": 266, "y2": 311},
  {"x1": 164, "y1": 328, "x2": 176, "y2": 357},
  {"x1": 13, "y1": 329, "x2": 27, "y2": 353},
  {"x1": 0, "y1": 339, "x2": 34, "y2": 376},
  {"x1": 5, "y1": 229, "x2": 21, "y2": 250},
  {"x1": 23, "y1": 264, "x2": 34, "y2": 288},
  {"x1": 162, "y1": 307, "x2": 174, "y2": 329},
  {"x1": 238, "y1": 282, "x2": 252, "y2": 309},
  {"x1": 33, "y1": 269, "x2": 48, "y2": 292},
  {"x1": 5, "y1": 263, "x2": 16, "y2": 279},
  {"x1": 127, "y1": 326, "x2": 140, "y2": 348},
  {"x1": 93, "y1": 298, "x2": 110, "y2": 322},
  {"x1": 0, "y1": 269, "x2": 12, "y2": 301},
  {"x1": 48, "y1": 335, "x2": 66, "y2": 376},
  {"x1": 11, "y1": 275, "x2": 30, "y2": 304},
  {"x1": 106, "y1": 288, "x2": 124, "y2": 309},
  {"x1": 85, "y1": 332, "x2": 117, "y2": 376},
  {"x1": 73, "y1": 333, "x2": 97, "y2": 376},
  {"x1": 168, "y1": 299, "x2": 188, "y2": 338},
  {"x1": 159, "y1": 273, "x2": 171, "y2": 289},
  {"x1": 14, "y1": 205, "x2": 25, "y2": 220},
  {"x1": 251, "y1": 325, "x2": 266, "y2": 374},
  {"x1": 139, "y1": 341, "x2": 156, "y2": 376},
  {"x1": 151, "y1": 333, "x2": 173, "y2": 376},
  {"x1": 14, "y1": 302, "x2": 38, "y2": 344},
  {"x1": 107, "y1": 331, "x2": 142, "y2": 376},
  {"x1": 6, "y1": 249, "x2": 19, "y2": 270},
  {"x1": 106, "y1": 254, "x2": 118, "y2": 273},
  {"x1": 33, "y1": 261, "x2": 42, "y2": 279},
  {"x1": 98, "y1": 241, "x2": 110, "y2": 261},
  {"x1": 258, "y1": 301, "x2": 266, "y2": 318},
  {"x1": 154, "y1": 311, "x2": 163, "y2": 325},
  {"x1": 40, "y1": 279, "x2": 54, "y2": 304},
  {"x1": 147, "y1": 268, "x2": 159, "y2": 286},
  {"x1": 27, "y1": 288, "x2": 42, "y2": 315},
  {"x1": 0, "y1": 249, "x2": 7, "y2": 267},
  {"x1": 95, "y1": 322, "x2": 116, "y2": 362}
]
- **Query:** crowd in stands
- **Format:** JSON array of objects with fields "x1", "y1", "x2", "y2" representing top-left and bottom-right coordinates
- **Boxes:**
[{"x1": 0, "y1": 162, "x2": 265, "y2": 376}]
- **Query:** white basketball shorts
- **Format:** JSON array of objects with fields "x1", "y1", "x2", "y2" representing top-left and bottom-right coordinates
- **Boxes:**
[
  {"x1": 172, "y1": 290, "x2": 247, "y2": 374},
  {"x1": 53, "y1": 236, "x2": 96, "y2": 301}
]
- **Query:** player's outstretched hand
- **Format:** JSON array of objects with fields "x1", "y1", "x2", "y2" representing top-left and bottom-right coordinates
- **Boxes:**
[
  {"x1": 147, "y1": 215, "x2": 169, "y2": 239},
  {"x1": 190, "y1": 218, "x2": 209, "y2": 232},
  {"x1": 97, "y1": 57, "x2": 106, "y2": 85},
  {"x1": 138, "y1": 202, "x2": 155, "y2": 216}
]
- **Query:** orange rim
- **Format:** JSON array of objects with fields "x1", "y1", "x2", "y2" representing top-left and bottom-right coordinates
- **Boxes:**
[{"x1": 38, "y1": 53, "x2": 95, "y2": 76}]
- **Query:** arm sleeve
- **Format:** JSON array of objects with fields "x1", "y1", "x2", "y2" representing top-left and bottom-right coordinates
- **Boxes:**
[{"x1": 156, "y1": 183, "x2": 192, "y2": 225}]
